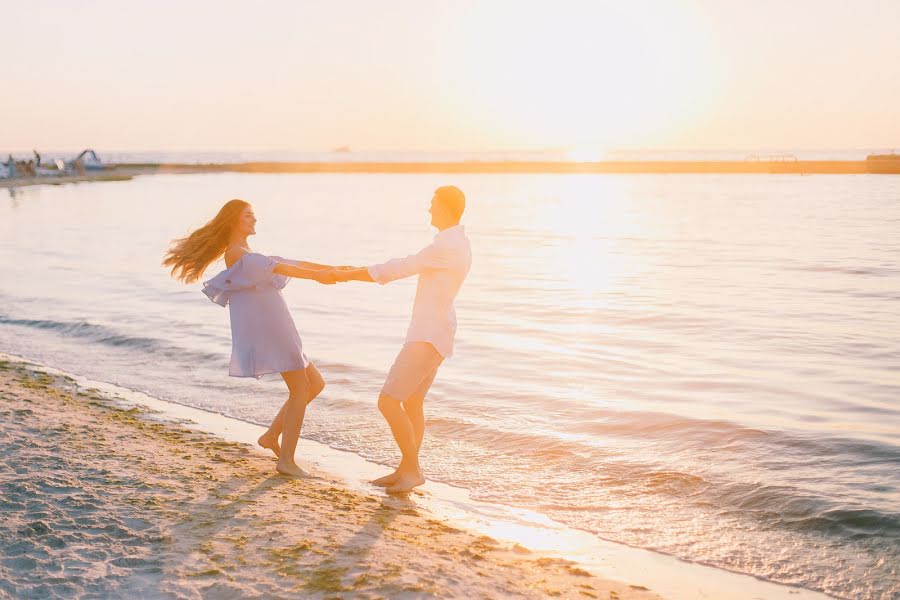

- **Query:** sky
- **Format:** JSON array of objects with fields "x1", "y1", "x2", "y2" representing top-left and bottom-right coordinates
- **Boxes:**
[{"x1": 2, "y1": 0, "x2": 899, "y2": 153}]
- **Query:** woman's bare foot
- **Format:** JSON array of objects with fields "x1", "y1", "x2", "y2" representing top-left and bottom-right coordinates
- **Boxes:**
[
  {"x1": 258, "y1": 433, "x2": 281, "y2": 458},
  {"x1": 371, "y1": 470, "x2": 401, "y2": 487},
  {"x1": 275, "y1": 460, "x2": 312, "y2": 478},
  {"x1": 387, "y1": 470, "x2": 425, "y2": 494}
]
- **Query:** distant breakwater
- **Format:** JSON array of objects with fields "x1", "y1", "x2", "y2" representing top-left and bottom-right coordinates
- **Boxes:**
[
  {"x1": 5, "y1": 159, "x2": 899, "y2": 190},
  {"x1": 117, "y1": 158, "x2": 900, "y2": 175}
]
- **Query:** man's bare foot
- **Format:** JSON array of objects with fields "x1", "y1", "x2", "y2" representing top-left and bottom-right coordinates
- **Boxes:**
[
  {"x1": 371, "y1": 470, "x2": 400, "y2": 487},
  {"x1": 257, "y1": 433, "x2": 281, "y2": 458},
  {"x1": 275, "y1": 460, "x2": 312, "y2": 478},
  {"x1": 387, "y1": 471, "x2": 425, "y2": 494}
]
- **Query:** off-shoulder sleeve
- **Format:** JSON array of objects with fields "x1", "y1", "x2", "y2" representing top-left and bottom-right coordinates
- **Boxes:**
[{"x1": 202, "y1": 253, "x2": 280, "y2": 307}]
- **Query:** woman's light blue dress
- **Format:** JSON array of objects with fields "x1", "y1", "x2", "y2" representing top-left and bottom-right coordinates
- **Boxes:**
[{"x1": 202, "y1": 252, "x2": 309, "y2": 378}]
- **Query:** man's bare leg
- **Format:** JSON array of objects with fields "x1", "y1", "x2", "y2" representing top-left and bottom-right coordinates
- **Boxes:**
[
  {"x1": 259, "y1": 362, "x2": 325, "y2": 457},
  {"x1": 370, "y1": 470, "x2": 402, "y2": 487},
  {"x1": 371, "y1": 361, "x2": 438, "y2": 487},
  {"x1": 388, "y1": 396, "x2": 426, "y2": 493},
  {"x1": 406, "y1": 395, "x2": 426, "y2": 449},
  {"x1": 371, "y1": 394, "x2": 425, "y2": 487},
  {"x1": 374, "y1": 393, "x2": 425, "y2": 493}
]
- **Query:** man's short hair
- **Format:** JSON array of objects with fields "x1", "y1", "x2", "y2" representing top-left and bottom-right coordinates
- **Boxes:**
[{"x1": 435, "y1": 186, "x2": 465, "y2": 222}]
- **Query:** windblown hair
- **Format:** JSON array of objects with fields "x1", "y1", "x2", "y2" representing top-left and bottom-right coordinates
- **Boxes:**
[{"x1": 163, "y1": 199, "x2": 249, "y2": 284}]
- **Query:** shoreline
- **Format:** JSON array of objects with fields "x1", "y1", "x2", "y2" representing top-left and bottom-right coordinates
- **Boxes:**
[
  {"x1": 0, "y1": 352, "x2": 833, "y2": 600},
  {"x1": 0, "y1": 356, "x2": 660, "y2": 599},
  {"x1": 0, "y1": 172, "x2": 134, "y2": 189},
  {"x1": 2, "y1": 156, "x2": 900, "y2": 190}
]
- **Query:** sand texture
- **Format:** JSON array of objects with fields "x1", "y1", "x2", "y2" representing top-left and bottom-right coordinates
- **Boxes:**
[{"x1": 0, "y1": 359, "x2": 662, "y2": 600}]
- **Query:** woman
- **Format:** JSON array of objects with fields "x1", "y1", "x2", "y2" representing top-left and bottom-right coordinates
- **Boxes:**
[{"x1": 163, "y1": 199, "x2": 336, "y2": 477}]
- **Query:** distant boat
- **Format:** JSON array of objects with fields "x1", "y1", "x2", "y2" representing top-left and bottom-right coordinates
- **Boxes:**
[
  {"x1": 332, "y1": 146, "x2": 352, "y2": 153},
  {"x1": 865, "y1": 152, "x2": 900, "y2": 174}
]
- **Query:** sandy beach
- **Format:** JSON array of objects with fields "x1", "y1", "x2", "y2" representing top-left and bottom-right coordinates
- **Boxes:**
[{"x1": 0, "y1": 358, "x2": 661, "y2": 599}]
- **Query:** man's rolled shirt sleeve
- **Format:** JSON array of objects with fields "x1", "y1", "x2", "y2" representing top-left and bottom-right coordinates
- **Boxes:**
[{"x1": 368, "y1": 242, "x2": 449, "y2": 284}]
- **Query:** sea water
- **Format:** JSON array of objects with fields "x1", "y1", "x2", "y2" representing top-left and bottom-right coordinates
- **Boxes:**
[{"x1": 1, "y1": 172, "x2": 898, "y2": 599}]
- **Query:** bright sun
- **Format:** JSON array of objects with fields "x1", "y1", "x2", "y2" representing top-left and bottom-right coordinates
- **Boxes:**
[{"x1": 438, "y1": 1, "x2": 716, "y2": 151}]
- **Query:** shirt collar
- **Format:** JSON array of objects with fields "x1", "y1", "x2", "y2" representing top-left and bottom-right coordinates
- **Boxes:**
[{"x1": 434, "y1": 224, "x2": 464, "y2": 240}]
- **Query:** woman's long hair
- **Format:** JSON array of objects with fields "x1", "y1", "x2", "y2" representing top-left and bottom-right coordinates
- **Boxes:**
[{"x1": 163, "y1": 199, "x2": 249, "y2": 283}]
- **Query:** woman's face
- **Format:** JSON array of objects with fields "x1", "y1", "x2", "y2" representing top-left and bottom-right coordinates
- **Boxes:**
[{"x1": 236, "y1": 206, "x2": 257, "y2": 236}]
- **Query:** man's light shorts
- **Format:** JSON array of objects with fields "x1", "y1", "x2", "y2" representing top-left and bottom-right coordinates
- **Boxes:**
[{"x1": 382, "y1": 341, "x2": 444, "y2": 402}]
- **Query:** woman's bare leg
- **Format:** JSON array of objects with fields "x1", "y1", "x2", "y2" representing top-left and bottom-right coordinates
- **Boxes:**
[
  {"x1": 275, "y1": 369, "x2": 311, "y2": 477},
  {"x1": 258, "y1": 362, "x2": 325, "y2": 457}
]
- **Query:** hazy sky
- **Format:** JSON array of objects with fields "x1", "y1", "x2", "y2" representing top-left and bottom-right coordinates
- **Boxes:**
[{"x1": 3, "y1": 0, "x2": 899, "y2": 152}]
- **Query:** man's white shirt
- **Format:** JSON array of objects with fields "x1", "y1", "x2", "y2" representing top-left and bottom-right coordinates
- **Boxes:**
[{"x1": 367, "y1": 225, "x2": 472, "y2": 358}]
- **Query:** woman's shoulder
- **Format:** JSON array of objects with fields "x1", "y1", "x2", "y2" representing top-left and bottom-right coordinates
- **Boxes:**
[
  {"x1": 202, "y1": 251, "x2": 281, "y2": 306},
  {"x1": 224, "y1": 245, "x2": 252, "y2": 268}
]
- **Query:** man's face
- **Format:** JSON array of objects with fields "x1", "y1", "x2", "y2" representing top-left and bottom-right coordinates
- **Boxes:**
[{"x1": 428, "y1": 196, "x2": 440, "y2": 227}]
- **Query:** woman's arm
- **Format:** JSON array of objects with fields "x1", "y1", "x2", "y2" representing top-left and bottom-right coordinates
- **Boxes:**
[
  {"x1": 285, "y1": 260, "x2": 356, "y2": 271},
  {"x1": 273, "y1": 262, "x2": 337, "y2": 284},
  {"x1": 294, "y1": 260, "x2": 330, "y2": 270}
]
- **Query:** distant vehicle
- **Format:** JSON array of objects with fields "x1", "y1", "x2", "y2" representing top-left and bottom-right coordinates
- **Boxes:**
[{"x1": 69, "y1": 149, "x2": 103, "y2": 171}]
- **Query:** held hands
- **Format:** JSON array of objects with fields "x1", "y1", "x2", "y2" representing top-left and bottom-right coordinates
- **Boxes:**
[
  {"x1": 331, "y1": 266, "x2": 359, "y2": 283},
  {"x1": 312, "y1": 266, "x2": 358, "y2": 285},
  {"x1": 333, "y1": 265, "x2": 358, "y2": 282},
  {"x1": 312, "y1": 268, "x2": 338, "y2": 285}
]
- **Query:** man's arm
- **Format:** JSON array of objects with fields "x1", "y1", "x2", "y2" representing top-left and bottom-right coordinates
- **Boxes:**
[{"x1": 347, "y1": 241, "x2": 449, "y2": 284}]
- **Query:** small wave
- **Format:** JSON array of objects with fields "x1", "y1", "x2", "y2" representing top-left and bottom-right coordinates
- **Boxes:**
[
  {"x1": 788, "y1": 263, "x2": 900, "y2": 277},
  {"x1": 428, "y1": 407, "x2": 900, "y2": 472},
  {"x1": 788, "y1": 507, "x2": 900, "y2": 538},
  {"x1": 528, "y1": 407, "x2": 776, "y2": 452},
  {"x1": 717, "y1": 482, "x2": 900, "y2": 538},
  {"x1": 0, "y1": 315, "x2": 223, "y2": 364},
  {"x1": 425, "y1": 416, "x2": 599, "y2": 462}
]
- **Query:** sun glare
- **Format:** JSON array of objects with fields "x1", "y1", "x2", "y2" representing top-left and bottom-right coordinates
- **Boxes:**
[
  {"x1": 521, "y1": 176, "x2": 648, "y2": 303},
  {"x1": 438, "y1": 1, "x2": 716, "y2": 150}
]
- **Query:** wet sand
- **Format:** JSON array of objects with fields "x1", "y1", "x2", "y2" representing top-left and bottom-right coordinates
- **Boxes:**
[{"x1": 0, "y1": 358, "x2": 662, "y2": 599}]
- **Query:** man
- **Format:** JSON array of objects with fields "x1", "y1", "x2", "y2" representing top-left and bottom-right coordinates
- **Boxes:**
[{"x1": 334, "y1": 186, "x2": 471, "y2": 493}]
